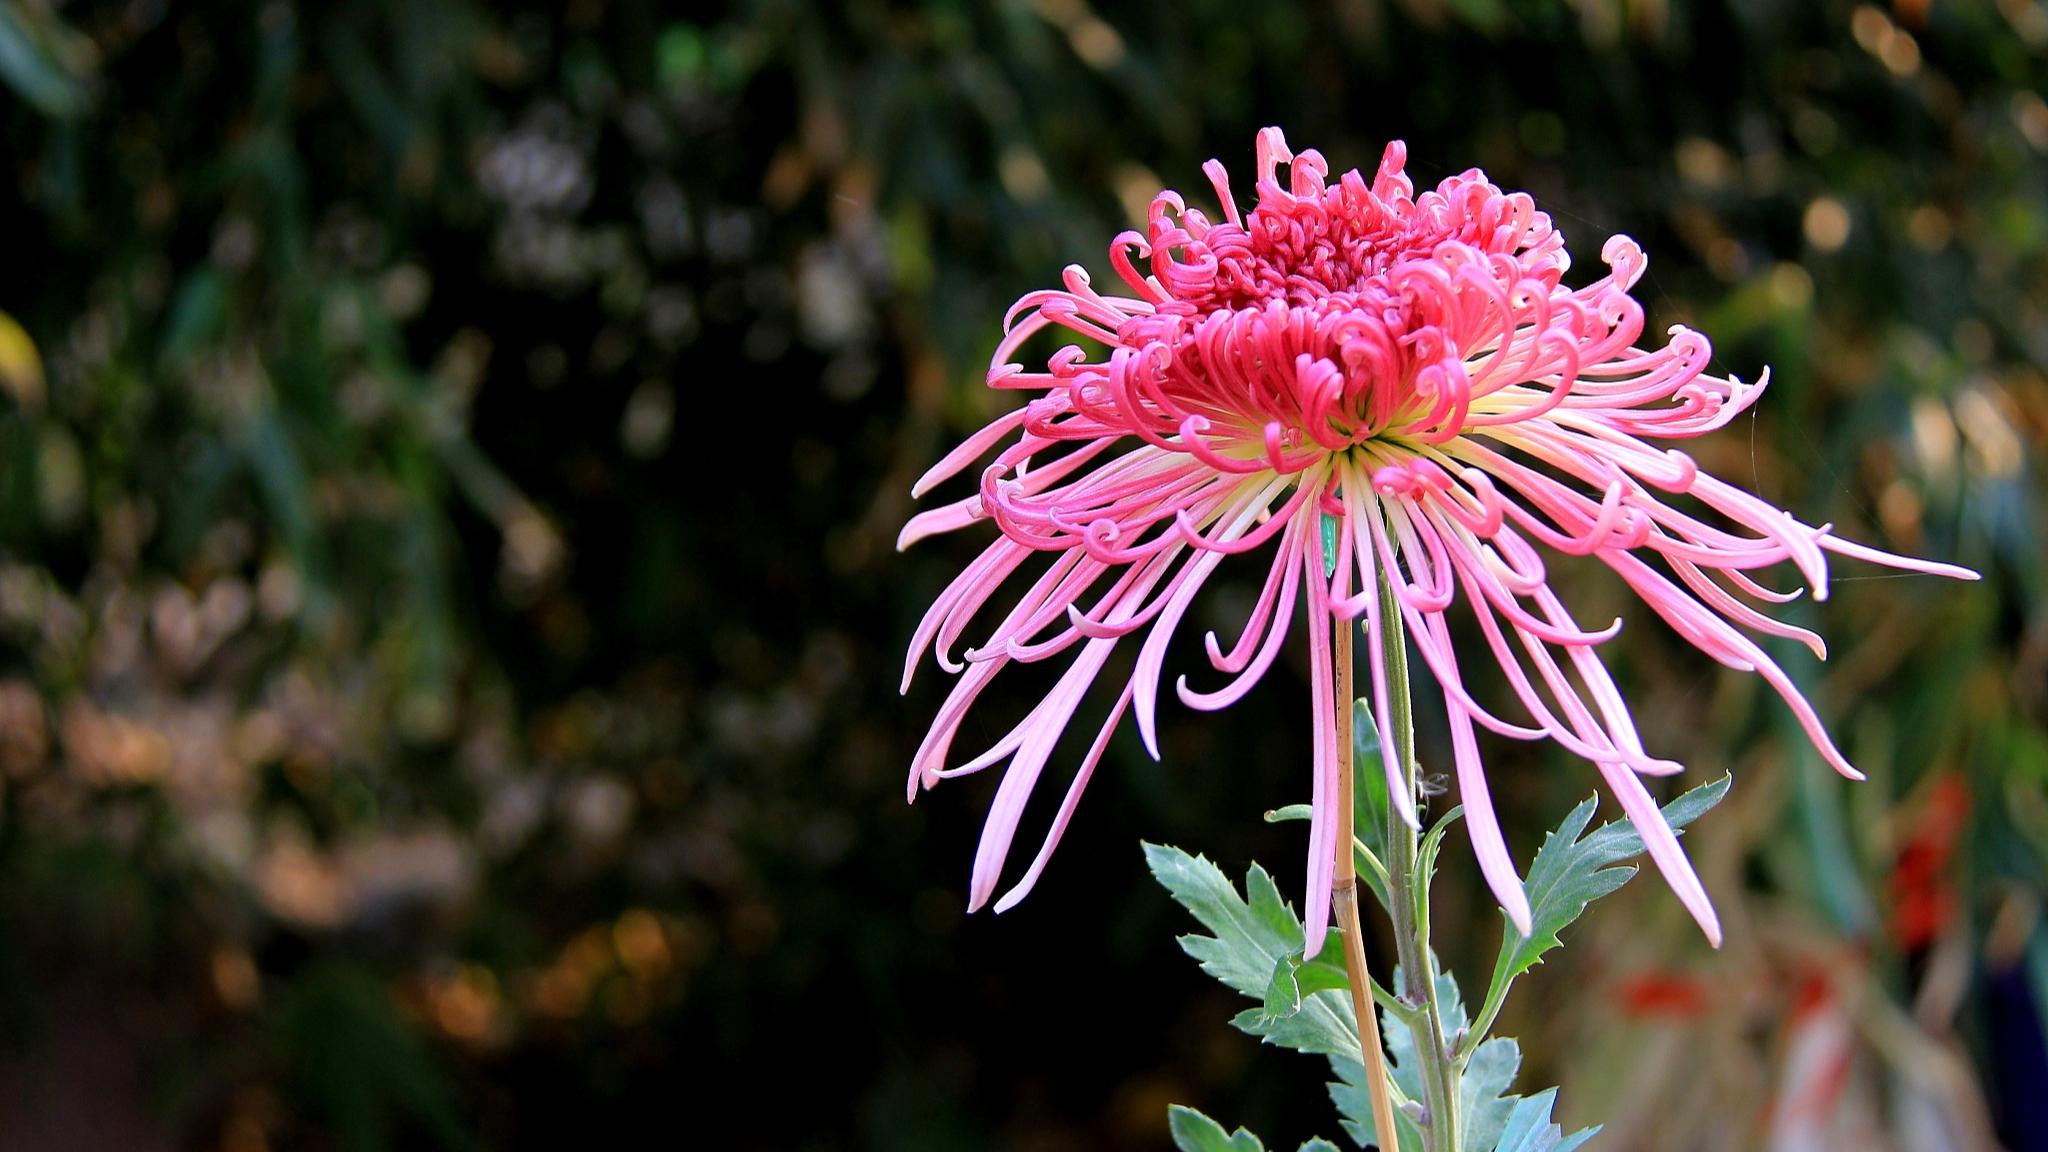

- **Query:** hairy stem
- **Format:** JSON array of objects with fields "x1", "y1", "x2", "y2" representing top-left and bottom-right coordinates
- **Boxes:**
[{"x1": 1332, "y1": 620, "x2": 1401, "y2": 1152}]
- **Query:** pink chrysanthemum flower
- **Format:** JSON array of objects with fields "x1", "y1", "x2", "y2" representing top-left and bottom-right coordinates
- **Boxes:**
[{"x1": 900, "y1": 128, "x2": 1974, "y2": 954}]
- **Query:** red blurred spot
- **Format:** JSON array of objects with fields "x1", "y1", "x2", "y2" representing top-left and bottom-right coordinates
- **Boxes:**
[
  {"x1": 1888, "y1": 775, "x2": 1970, "y2": 950},
  {"x1": 1615, "y1": 971, "x2": 1711, "y2": 1019}
]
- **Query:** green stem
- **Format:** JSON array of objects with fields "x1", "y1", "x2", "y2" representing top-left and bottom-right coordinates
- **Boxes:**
[
  {"x1": 1376, "y1": 576, "x2": 1461, "y2": 1152},
  {"x1": 1363, "y1": 963, "x2": 1423, "y2": 1028},
  {"x1": 1352, "y1": 836, "x2": 1393, "y2": 897},
  {"x1": 1460, "y1": 948, "x2": 1515, "y2": 1068}
]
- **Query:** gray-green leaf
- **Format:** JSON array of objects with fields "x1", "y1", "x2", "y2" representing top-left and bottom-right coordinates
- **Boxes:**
[
  {"x1": 1265, "y1": 948, "x2": 1352, "y2": 1020},
  {"x1": 1325, "y1": 966, "x2": 1593, "y2": 1152},
  {"x1": 1169, "y1": 1105, "x2": 1267, "y2": 1152},
  {"x1": 1490, "y1": 1089, "x2": 1599, "y2": 1152},
  {"x1": 1504, "y1": 775, "x2": 1730, "y2": 982},
  {"x1": 1165, "y1": 1106, "x2": 1345, "y2": 1152},
  {"x1": 1143, "y1": 843, "x2": 1358, "y2": 1059},
  {"x1": 1329, "y1": 966, "x2": 1465, "y2": 1151},
  {"x1": 1152, "y1": 843, "x2": 1615, "y2": 1152}
]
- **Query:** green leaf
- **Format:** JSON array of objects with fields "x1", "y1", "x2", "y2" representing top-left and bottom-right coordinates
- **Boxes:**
[
  {"x1": 1165, "y1": 1106, "x2": 1345, "y2": 1152},
  {"x1": 1153, "y1": 845, "x2": 1606, "y2": 1152},
  {"x1": 1143, "y1": 843, "x2": 1359, "y2": 1059},
  {"x1": 1327, "y1": 1043, "x2": 1418, "y2": 1151},
  {"x1": 1329, "y1": 965, "x2": 1465, "y2": 1150},
  {"x1": 1142, "y1": 843, "x2": 1307, "y2": 997},
  {"x1": 1265, "y1": 954, "x2": 1305, "y2": 1020},
  {"x1": 1417, "y1": 806, "x2": 1466, "y2": 895},
  {"x1": 1264, "y1": 948, "x2": 1351, "y2": 1020},
  {"x1": 1321, "y1": 514, "x2": 1339, "y2": 577},
  {"x1": 1326, "y1": 968, "x2": 1582, "y2": 1152},
  {"x1": 1490, "y1": 1089, "x2": 1599, "y2": 1152},
  {"x1": 1168, "y1": 1105, "x2": 1266, "y2": 1152},
  {"x1": 1457, "y1": 1034, "x2": 1522, "y2": 1152},
  {"x1": 1352, "y1": 700, "x2": 1394, "y2": 908},
  {"x1": 1503, "y1": 775, "x2": 1731, "y2": 983}
]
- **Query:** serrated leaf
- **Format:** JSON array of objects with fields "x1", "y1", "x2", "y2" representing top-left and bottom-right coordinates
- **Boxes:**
[
  {"x1": 1504, "y1": 775, "x2": 1730, "y2": 982},
  {"x1": 1163, "y1": 1106, "x2": 1347, "y2": 1152},
  {"x1": 1326, "y1": 967, "x2": 1592, "y2": 1152},
  {"x1": 1144, "y1": 843, "x2": 1358, "y2": 1059},
  {"x1": 1169, "y1": 1105, "x2": 1267, "y2": 1152},
  {"x1": 1146, "y1": 844, "x2": 1297, "y2": 998},
  {"x1": 1457, "y1": 1036, "x2": 1522, "y2": 1152},
  {"x1": 1329, "y1": 1045, "x2": 1421, "y2": 1152},
  {"x1": 1265, "y1": 949, "x2": 1351, "y2": 1020},
  {"x1": 1154, "y1": 844, "x2": 1607, "y2": 1152},
  {"x1": 1330, "y1": 965, "x2": 1467, "y2": 1151},
  {"x1": 1490, "y1": 1089, "x2": 1599, "y2": 1152},
  {"x1": 1266, "y1": 954, "x2": 1306, "y2": 1019}
]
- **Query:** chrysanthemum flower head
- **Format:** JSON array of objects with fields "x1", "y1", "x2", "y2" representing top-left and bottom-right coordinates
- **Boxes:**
[{"x1": 900, "y1": 128, "x2": 1974, "y2": 954}]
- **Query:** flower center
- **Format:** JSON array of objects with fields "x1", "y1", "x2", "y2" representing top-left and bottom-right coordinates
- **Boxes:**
[{"x1": 1076, "y1": 132, "x2": 1570, "y2": 468}]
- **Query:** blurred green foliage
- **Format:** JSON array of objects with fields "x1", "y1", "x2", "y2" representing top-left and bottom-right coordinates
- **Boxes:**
[{"x1": 0, "y1": 0, "x2": 2042, "y2": 1149}]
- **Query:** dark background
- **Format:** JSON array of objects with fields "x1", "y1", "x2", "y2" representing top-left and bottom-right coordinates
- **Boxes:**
[{"x1": 0, "y1": 1, "x2": 2043, "y2": 1149}]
